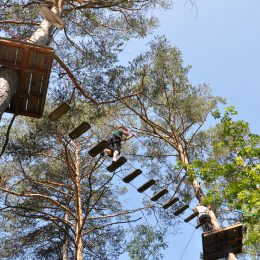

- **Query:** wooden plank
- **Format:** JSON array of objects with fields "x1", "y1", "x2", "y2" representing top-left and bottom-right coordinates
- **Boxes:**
[
  {"x1": 195, "y1": 218, "x2": 210, "y2": 229},
  {"x1": 69, "y1": 122, "x2": 91, "y2": 139},
  {"x1": 88, "y1": 140, "x2": 109, "y2": 157},
  {"x1": 137, "y1": 179, "x2": 156, "y2": 193},
  {"x1": 163, "y1": 197, "x2": 179, "y2": 209},
  {"x1": 27, "y1": 49, "x2": 36, "y2": 69},
  {"x1": 5, "y1": 46, "x2": 17, "y2": 63},
  {"x1": 0, "y1": 60, "x2": 21, "y2": 70},
  {"x1": 15, "y1": 47, "x2": 23, "y2": 66},
  {"x1": 33, "y1": 51, "x2": 48, "y2": 71},
  {"x1": 0, "y1": 37, "x2": 54, "y2": 53},
  {"x1": 151, "y1": 189, "x2": 168, "y2": 201},
  {"x1": 202, "y1": 223, "x2": 243, "y2": 260},
  {"x1": 0, "y1": 38, "x2": 54, "y2": 118},
  {"x1": 203, "y1": 223, "x2": 242, "y2": 238},
  {"x1": 26, "y1": 97, "x2": 41, "y2": 114},
  {"x1": 123, "y1": 169, "x2": 142, "y2": 183},
  {"x1": 19, "y1": 96, "x2": 29, "y2": 114},
  {"x1": 184, "y1": 212, "x2": 199, "y2": 222},
  {"x1": 30, "y1": 72, "x2": 44, "y2": 96},
  {"x1": 49, "y1": 103, "x2": 70, "y2": 120},
  {"x1": 174, "y1": 204, "x2": 189, "y2": 216},
  {"x1": 0, "y1": 44, "x2": 9, "y2": 61},
  {"x1": 106, "y1": 157, "x2": 127, "y2": 172},
  {"x1": 13, "y1": 47, "x2": 30, "y2": 114},
  {"x1": 37, "y1": 54, "x2": 53, "y2": 117}
]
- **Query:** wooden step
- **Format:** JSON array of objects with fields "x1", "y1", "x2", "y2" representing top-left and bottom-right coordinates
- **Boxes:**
[
  {"x1": 106, "y1": 157, "x2": 127, "y2": 172},
  {"x1": 122, "y1": 169, "x2": 142, "y2": 183},
  {"x1": 184, "y1": 212, "x2": 199, "y2": 222},
  {"x1": 173, "y1": 205, "x2": 189, "y2": 216},
  {"x1": 69, "y1": 122, "x2": 91, "y2": 139},
  {"x1": 163, "y1": 197, "x2": 179, "y2": 209},
  {"x1": 88, "y1": 140, "x2": 108, "y2": 157},
  {"x1": 151, "y1": 189, "x2": 168, "y2": 201},
  {"x1": 137, "y1": 179, "x2": 156, "y2": 193},
  {"x1": 49, "y1": 102, "x2": 70, "y2": 120}
]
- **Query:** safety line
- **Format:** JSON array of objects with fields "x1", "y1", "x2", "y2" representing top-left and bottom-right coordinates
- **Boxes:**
[{"x1": 178, "y1": 228, "x2": 196, "y2": 260}]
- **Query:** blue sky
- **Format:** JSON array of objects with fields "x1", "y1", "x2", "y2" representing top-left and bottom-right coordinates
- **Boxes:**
[
  {"x1": 121, "y1": 0, "x2": 260, "y2": 134},
  {"x1": 119, "y1": 0, "x2": 259, "y2": 259}
]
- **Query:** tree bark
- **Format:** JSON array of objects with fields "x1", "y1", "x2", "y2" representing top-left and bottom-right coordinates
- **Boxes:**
[
  {"x1": 0, "y1": 67, "x2": 18, "y2": 119},
  {"x1": 62, "y1": 211, "x2": 69, "y2": 260},
  {"x1": 74, "y1": 143, "x2": 83, "y2": 260}
]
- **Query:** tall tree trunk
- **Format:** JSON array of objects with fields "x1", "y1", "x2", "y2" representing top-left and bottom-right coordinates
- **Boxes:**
[
  {"x1": 74, "y1": 143, "x2": 83, "y2": 260},
  {"x1": 0, "y1": 2, "x2": 63, "y2": 119},
  {"x1": 179, "y1": 145, "x2": 237, "y2": 259},
  {"x1": 0, "y1": 67, "x2": 18, "y2": 120},
  {"x1": 62, "y1": 211, "x2": 69, "y2": 260}
]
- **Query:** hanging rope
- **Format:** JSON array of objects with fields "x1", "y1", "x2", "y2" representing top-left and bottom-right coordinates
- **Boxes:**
[
  {"x1": 69, "y1": 87, "x2": 76, "y2": 104},
  {"x1": 178, "y1": 228, "x2": 196, "y2": 260}
]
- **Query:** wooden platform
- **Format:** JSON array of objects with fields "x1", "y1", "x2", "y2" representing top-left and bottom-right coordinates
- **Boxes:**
[
  {"x1": 0, "y1": 37, "x2": 54, "y2": 118},
  {"x1": 202, "y1": 223, "x2": 243, "y2": 260}
]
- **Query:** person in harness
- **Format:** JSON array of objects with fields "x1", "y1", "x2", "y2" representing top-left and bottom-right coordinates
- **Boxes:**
[
  {"x1": 194, "y1": 204, "x2": 213, "y2": 232},
  {"x1": 103, "y1": 126, "x2": 133, "y2": 162}
]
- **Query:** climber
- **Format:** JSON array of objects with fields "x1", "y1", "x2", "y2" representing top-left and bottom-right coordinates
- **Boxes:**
[
  {"x1": 102, "y1": 126, "x2": 133, "y2": 162},
  {"x1": 194, "y1": 204, "x2": 213, "y2": 232}
]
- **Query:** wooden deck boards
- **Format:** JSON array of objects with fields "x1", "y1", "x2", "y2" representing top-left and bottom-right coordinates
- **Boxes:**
[
  {"x1": 202, "y1": 223, "x2": 243, "y2": 260},
  {"x1": 0, "y1": 37, "x2": 54, "y2": 118}
]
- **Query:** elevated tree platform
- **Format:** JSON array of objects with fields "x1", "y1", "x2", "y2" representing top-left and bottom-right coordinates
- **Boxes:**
[
  {"x1": 202, "y1": 223, "x2": 243, "y2": 260},
  {"x1": 0, "y1": 37, "x2": 54, "y2": 118}
]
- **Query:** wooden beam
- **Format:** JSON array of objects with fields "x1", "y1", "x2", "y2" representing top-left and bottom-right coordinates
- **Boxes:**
[
  {"x1": 106, "y1": 157, "x2": 127, "y2": 172},
  {"x1": 69, "y1": 122, "x2": 91, "y2": 139},
  {"x1": 122, "y1": 169, "x2": 142, "y2": 183},
  {"x1": 174, "y1": 204, "x2": 189, "y2": 216},
  {"x1": 163, "y1": 197, "x2": 179, "y2": 209},
  {"x1": 137, "y1": 179, "x2": 155, "y2": 193},
  {"x1": 151, "y1": 189, "x2": 168, "y2": 201},
  {"x1": 184, "y1": 212, "x2": 199, "y2": 222},
  {"x1": 88, "y1": 140, "x2": 108, "y2": 157},
  {"x1": 49, "y1": 102, "x2": 70, "y2": 120}
]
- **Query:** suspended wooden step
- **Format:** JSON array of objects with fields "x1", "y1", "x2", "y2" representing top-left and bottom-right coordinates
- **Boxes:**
[
  {"x1": 88, "y1": 140, "x2": 109, "y2": 157},
  {"x1": 0, "y1": 37, "x2": 54, "y2": 118},
  {"x1": 69, "y1": 122, "x2": 91, "y2": 139},
  {"x1": 107, "y1": 157, "x2": 127, "y2": 172},
  {"x1": 49, "y1": 102, "x2": 70, "y2": 120},
  {"x1": 137, "y1": 179, "x2": 156, "y2": 193},
  {"x1": 163, "y1": 197, "x2": 179, "y2": 209},
  {"x1": 184, "y1": 211, "x2": 199, "y2": 222},
  {"x1": 151, "y1": 189, "x2": 168, "y2": 201},
  {"x1": 202, "y1": 223, "x2": 243, "y2": 260},
  {"x1": 123, "y1": 169, "x2": 142, "y2": 183},
  {"x1": 196, "y1": 218, "x2": 210, "y2": 229},
  {"x1": 174, "y1": 204, "x2": 189, "y2": 216}
]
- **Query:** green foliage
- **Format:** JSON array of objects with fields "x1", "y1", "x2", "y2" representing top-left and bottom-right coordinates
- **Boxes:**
[
  {"x1": 191, "y1": 108, "x2": 260, "y2": 255},
  {"x1": 126, "y1": 225, "x2": 167, "y2": 260}
]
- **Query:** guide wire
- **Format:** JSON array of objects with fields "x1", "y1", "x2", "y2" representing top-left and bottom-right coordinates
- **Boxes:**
[
  {"x1": 178, "y1": 228, "x2": 196, "y2": 260},
  {"x1": 96, "y1": 104, "x2": 196, "y2": 219},
  {"x1": 86, "y1": 114, "x2": 196, "y2": 228}
]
